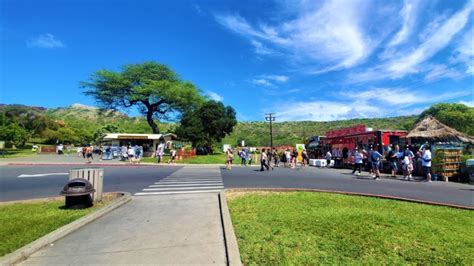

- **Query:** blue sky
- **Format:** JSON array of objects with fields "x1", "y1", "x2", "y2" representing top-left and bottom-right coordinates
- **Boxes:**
[{"x1": 1, "y1": 0, "x2": 473, "y2": 121}]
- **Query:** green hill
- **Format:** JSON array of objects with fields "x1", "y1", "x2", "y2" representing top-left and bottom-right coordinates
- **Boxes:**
[{"x1": 1, "y1": 102, "x2": 471, "y2": 147}]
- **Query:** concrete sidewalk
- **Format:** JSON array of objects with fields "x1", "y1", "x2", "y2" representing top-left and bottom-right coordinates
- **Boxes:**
[{"x1": 19, "y1": 193, "x2": 231, "y2": 264}]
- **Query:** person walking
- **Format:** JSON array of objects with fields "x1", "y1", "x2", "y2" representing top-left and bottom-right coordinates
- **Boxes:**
[
  {"x1": 246, "y1": 149, "x2": 252, "y2": 166},
  {"x1": 85, "y1": 145, "x2": 94, "y2": 163},
  {"x1": 367, "y1": 146, "x2": 374, "y2": 176},
  {"x1": 421, "y1": 145, "x2": 432, "y2": 182},
  {"x1": 284, "y1": 149, "x2": 291, "y2": 168},
  {"x1": 387, "y1": 145, "x2": 398, "y2": 178},
  {"x1": 302, "y1": 149, "x2": 309, "y2": 167},
  {"x1": 291, "y1": 149, "x2": 298, "y2": 168},
  {"x1": 225, "y1": 148, "x2": 233, "y2": 170},
  {"x1": 260, "y1": 148, "x2": 270, "y2": 171},
  {"x1": 169, "y1": 148, "x2": 177, "y2": 165},
  {"x1": 352, "y1": 148, "x2": 363, "y2": 175},
  {"x1": 239, "y1": 149, "x2": 247, "y2": 166},
  {"x1": 325, "y1": 150, "x2": 332, "y2": 168},
  {"x1": 371, "y1": 147, "x2": 383, "y2": 180},
  {"x1": 404, "y1": 146, "x2": 415, "y2": 180},
  {"x1": 272, "y1": 149, "x2": 279, "y2": 167}
]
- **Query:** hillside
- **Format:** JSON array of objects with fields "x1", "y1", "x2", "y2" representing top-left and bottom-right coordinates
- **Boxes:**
[
  {"x1": 223, "y1": 116, "x2": 418, "y2": 146},
  {"x1": 1, "y1": 102, "x2": 471, "y2": 146}
]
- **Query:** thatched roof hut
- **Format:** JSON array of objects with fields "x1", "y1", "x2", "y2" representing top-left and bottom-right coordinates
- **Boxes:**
[{"x1": 407, "y1": 116, "x2": 474, "y2": 144}]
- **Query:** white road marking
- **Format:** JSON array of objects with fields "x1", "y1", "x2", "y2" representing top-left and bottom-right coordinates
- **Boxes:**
[
  {"x1": 18, "y1": 173, "x2": 68, "y2": 178},
  {"x1": 135, "y1": 190, "x2": 223, "y2": 196},
  {"x1": 154, "y1": 181, "x2": 223, "y2": 185},
  {"x1": 149, "y1": 183, "x2": 223, "y2": 187},
  {"x1": 143, "y1": 186, "x2": 223, "y2": 191}
]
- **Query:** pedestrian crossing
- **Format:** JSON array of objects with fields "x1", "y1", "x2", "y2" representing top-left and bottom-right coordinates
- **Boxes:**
[{"x1": 134, "y1": 166, "x2": 224, "y2": 196}]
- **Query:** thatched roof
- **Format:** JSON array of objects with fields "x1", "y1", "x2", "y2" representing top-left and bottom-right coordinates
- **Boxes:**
[{"x1": 407, "y1": 116, "x2": 474, "y2": 143}]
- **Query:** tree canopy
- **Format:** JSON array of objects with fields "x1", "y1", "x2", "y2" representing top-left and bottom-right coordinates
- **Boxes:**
[
  {"x1": 82, "y1": 62, "x2": 204, "y2": 133},
  {"x1": 419, "y1": 103, "x2": 474, "y2": 136},
  {"x1": 176, "y1": 100, "x2": 237, "y2": 147}
]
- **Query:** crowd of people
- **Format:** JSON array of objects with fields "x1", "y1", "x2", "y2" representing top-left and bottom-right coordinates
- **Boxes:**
[
  {"x1": 225, "y1": 147, "x2": 310, "y2": 171},
  {"x1": 225, "y1": 144, "x2": 433, "y2": 182},
  {"x1": 324, "y1": 144, "x2": 432, "y2": 181}
]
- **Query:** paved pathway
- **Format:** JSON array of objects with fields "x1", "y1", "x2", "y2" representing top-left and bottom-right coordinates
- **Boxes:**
[
  {"x1": 135, "y1": 166, "x2": 224, "y2": 196},
  {"x1": 19, "y1": 170, "x2": 228, "y2": 264}
]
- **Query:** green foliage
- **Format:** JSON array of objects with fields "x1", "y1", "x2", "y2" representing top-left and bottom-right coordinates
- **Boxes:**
[
  {"x1": 229, "y1": 191, "x2": 474, "y2": 265},
  {"x1": 0, "y1": 123, "x2": 29, "y2": 147},
  {"x1": 419, "y1": 103, "x2": 474, "y2": 135},
  {"x1": 177, "y1": 100, "x2": 237, "y2": 147},
  {"x1": 81, "y1": 61, "x2": 205, "y2": 133},
  {"x1": 223, "y1": 116, "x2": 418, "y2": 146}
]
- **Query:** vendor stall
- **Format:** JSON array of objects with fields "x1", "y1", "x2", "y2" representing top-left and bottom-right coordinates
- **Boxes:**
[{"x1": 406, "y1": 116, "x2": 474, "y2": 182}]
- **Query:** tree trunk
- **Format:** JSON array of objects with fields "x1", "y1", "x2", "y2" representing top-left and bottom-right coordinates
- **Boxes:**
[{"x1": 146, "y1": 110, "x2": 159, "y2": 134}]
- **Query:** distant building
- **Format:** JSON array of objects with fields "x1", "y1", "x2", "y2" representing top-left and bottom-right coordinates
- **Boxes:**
[{"x1": 102, "y1": 133, "x2": 178, "y2": 156}]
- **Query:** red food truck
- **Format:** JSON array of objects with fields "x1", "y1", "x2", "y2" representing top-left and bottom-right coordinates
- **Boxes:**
[{"x1": 314, "y1": 125, "x2": 407, "y2": 167}]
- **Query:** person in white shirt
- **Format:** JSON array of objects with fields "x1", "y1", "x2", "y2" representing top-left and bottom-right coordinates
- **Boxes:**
[
  {"x1": 260, "y1": 148, "x2": 271, "y2": 171},
  {"x1": 421, "y1": 145, "x2": 432, "y2": 182},
  {"x1": 351, "y1": 148, "x2": 363, "y2": 175},
  {"x1": 325, "y1": 151, "x2": 332, "y2": 168}
]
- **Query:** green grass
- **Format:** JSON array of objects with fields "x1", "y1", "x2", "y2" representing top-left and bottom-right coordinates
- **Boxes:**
[
  {"x1": 141, "y1": 153, "x2": 227, "y2": 164},
  {"x1": 228, "y1": 191, "x2": 474, "y2": 265},
  {"x1": 0, "y1": 198, "x2": 111, "y2": 256},
  {"x1": 0, "y1": 148, "x2": 38, "y2": 159}
]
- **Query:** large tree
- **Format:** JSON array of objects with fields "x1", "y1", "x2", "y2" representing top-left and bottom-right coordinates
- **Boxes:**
[
  {"x1": 82, "y1": 62, "x2": 204, "y2": 133},
  {"x1": 177, "y1": 100, "x2": 237, "y2": 147}
]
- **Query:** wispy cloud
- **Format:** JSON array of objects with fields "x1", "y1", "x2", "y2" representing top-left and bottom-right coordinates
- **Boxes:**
[
  {"x1": 387, "y1": 0, "x2": 421, "y2": 47},
  {"x1": 424, "y1": 64, "x2": 463, "y2": 82},
  {"x1": 215, "y1": 0, "x2": 390, "y2": 73},
  {"x1": 270, "y1": 87, "x2": 471, "y2": 121},
  {"x1": 450, "y1": 28, "x2": 474, "y2": 74},
  {"x1": 205, "y1": 91, "x2": 223, "y2": 102},
  {"x1": 252, "y1": 74, "x2": 289, "y2": 87},
  {"x1": 27, "y1": 33, "x2": 64, "y2": 48}
]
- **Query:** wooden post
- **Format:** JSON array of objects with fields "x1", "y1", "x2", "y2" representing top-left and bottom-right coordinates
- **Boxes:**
[{"x1": 69, "y1": 168, "x2": 104, "y2": 202}]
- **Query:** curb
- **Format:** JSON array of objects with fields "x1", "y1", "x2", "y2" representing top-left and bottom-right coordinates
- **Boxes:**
[
  {"x1": 218, "y1": 191, "x2": 242, "y2": 266},
  {"x1": 0, "y1": 192, "x2": 132, "y2": 265},
  {"x1": 225, "y1": 188, "x2": 474, "y2": 210}
]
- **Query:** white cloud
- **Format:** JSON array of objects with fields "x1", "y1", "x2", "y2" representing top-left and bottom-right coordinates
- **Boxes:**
[
  {"x1": 450, "y1": 29, "x2": 474, "y2": 74},
  {"x1": 459, "y1": 100, "x2": 474, "y2": 107},
  {"x1": 215, "y1": 0, "x2": 385, "y2": 72},
  {"x1": 349, "y1": 0, "x2": 473, "y2": 83},
  {"x1": 269, "y1": 87, "x2": 472, "y2": 121},
  {"x1": 251, "y1": 40, "x2": 276, "y2": 55},
  {"x1": 252, "y1": 79, "x2": 273, "y2": 87},
  {"x1": 385, "y1": 1, "x2": 473, "y2": 77},
  {"x1": 27, "y1": 33, "x2": 64, "y2": 48},
  {"x1": 206, "y1": 91, "x2": 223, "y2": 102},
  {"x1": 388, "y1": 0, "x2": 420, "y2": 47},
  {"x1": 252, "y1": 74, "x2": 289, "y2": 87},
  {"x1": 424, "y1": 64, "x2": 463, "y2": 81}
]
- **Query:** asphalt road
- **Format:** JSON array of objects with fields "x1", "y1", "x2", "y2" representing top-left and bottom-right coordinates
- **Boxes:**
[
  {"x1": 1, "y1": 165, "x2": 473, "y2": 207},
  {"x1": 0, "y1": 165, "x2": 182, "y2": 201}
]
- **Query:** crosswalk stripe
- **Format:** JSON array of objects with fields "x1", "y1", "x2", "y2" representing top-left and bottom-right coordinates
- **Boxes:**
[
  {"x1": 135, "y1": 166, "x2": 224, "y2": 196},
  {"x1": 143, "y1": 186, "x2": 223, "y2": 191},
  {"x1": 135, "y1": 190, "x2": 223, "y2": 196},
  {"x1": 150, "y1": 183, "x2": 223, "y2": 187}
]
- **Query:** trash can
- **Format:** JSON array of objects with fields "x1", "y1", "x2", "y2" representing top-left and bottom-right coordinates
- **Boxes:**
[
  {"x1": 467, "y1": 159, "x2": 474, "y2": 184},
  {"x1": 60, "y1": 178, "x2": 96, "y2": 209},
  {"x1": 69, "y1": 168, "x2": 104, "y2": 202}
]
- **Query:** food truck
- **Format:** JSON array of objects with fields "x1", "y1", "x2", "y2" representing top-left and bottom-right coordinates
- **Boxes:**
[{"x1": 320, "y1": 125, "x2": 407, "y2": 153}]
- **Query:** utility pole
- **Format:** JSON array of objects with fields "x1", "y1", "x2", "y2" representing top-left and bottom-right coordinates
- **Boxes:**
[{"x1": 265, "y1": 113, "x2": 275, "y2": 153}]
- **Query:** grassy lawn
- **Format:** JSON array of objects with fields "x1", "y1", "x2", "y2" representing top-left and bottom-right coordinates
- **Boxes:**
[
  {"x1": 0, "y1": 197, "x2": 113, "y2": 256},
  {"x1": 141, "y1": 153, "x2": 227, "y2": 164},
  {"x1": 227, "y1": 191, "x2": 474, "y2": 265},
  {"x1": 0, "y1": 148, "x2": 38, "y2": 159}
]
